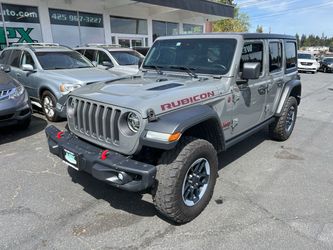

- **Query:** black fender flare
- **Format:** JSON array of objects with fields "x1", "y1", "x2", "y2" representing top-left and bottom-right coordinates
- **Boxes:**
[
  {"x1": 140, "y1": 105, "x2": 225, "y2": 150},
  {"x1": 275, "y1": 79, "x2": 301, "y2": 116}
]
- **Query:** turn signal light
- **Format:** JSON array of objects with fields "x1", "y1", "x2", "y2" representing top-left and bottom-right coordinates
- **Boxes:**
[{"x1": 168, "y1": 132, "x2": 182, "y2": 142}]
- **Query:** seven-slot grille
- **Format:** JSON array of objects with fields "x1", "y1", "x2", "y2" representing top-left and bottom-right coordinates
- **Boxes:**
[{"x1": 70, "y1": 97, "x2": 122, "y2": 146}]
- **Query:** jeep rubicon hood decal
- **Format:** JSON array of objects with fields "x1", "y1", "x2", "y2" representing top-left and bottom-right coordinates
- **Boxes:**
[{"x1": 71, "y1": 75, "x2": 228, "y2": 118}]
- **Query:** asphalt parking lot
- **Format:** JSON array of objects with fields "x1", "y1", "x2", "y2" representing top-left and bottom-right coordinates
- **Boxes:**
[{"x1": 1, "y1": 72, "x2": 333, "y2": 250}]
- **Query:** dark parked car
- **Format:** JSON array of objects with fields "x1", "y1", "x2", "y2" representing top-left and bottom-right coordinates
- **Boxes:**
[
  {"x1": 319, "y1": 57, "x2": 333, "y2": 73},
  {"x1": 132, "y1": 46, "x2": 150, "y2": 56},
  {"x1": 0, "y1": 65, "x2": 31, "y2": 129}
]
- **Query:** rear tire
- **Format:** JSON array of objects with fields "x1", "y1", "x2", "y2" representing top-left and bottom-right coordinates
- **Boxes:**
[
  {"x1": 152, "y1": 137, "x2": 218, "y2": 224},
  {"x1": 269, "y1": 96, "x2": 298, "y2": 141},
  {"x1": 41, "y1": 91, "x2": 60, "y2": 122}
]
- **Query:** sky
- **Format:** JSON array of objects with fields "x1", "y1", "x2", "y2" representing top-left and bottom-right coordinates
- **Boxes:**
[{"x1": 234, "y1": 0, "x2": 333, "y2": 37}]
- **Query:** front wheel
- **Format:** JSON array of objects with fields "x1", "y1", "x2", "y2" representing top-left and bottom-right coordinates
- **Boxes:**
[
  {"x1": 42, "y1": 91, "x2": 60, "y2": 122},
  {"x1": 153, "y1": 137, "x2": 218, "y2": 224},
  {"x1": 269, "y1": 96, "x2": 298, "y2": 141}
]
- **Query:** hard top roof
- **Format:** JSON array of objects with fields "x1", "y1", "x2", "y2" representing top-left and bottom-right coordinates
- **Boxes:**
[{"x1": 157, "y1": 32, "x2": 296, "y2": 40}]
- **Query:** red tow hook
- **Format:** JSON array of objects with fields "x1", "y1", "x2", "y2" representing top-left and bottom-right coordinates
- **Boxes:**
[
  {"x1": 56, "y1": 131, "x2": 64, "y2": 139},
  {"x1": 100, "y1": 150, "x2": 109, "y2": 161}
]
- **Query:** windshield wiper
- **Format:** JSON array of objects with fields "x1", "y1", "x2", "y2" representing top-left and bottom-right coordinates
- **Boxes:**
[
  {"x1": 170, "y1": 66, "x2": 198, "y2": 78},
  {"x1": 143, "y1": 65, "x2": 163, "y2": 75}
]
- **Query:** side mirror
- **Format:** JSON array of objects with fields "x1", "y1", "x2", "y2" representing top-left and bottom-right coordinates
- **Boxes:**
[
  {"x1": 22, "y1": 64, "x2": 34, "y2": 72},
  {"x1": 242, "y1": 62, "x2": 261, "y2": 80},
  {"x1": 102, "y1": 61, "x2": 113, "y2": 69},
  {"x1": 0, "y1": 64, "x2": 11, "y2": 73},
  {"x1": 92, "y1": 61, "x2": 97, "y2": 67},
  {"x1": 138, "y1": 57, "x2": 144, "y2": 69}
]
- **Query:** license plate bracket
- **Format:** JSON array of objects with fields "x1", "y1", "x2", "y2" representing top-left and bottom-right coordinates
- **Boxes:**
[{"x1": 63, "y1": 148, "x2": 79, "y2": 170}]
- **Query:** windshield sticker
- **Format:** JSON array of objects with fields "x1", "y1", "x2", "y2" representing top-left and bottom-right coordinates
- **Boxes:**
[{"x1": 176, "y1": 42, "x2": 181, "y2": 46}]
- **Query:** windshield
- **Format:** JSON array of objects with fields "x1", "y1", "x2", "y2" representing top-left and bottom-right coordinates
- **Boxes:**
[
  {"x1": 110, "y1": 50, "x2": 143, "y2": 65},
  {"x1": 324, "y1": 58, "x2": 333, "y2": 63},
  {"x1": 36, "y1": 51, "x2": 93, "y2": 70},
  {"x1": 143, "y1": 38, "x2": 237, "y2": 75},
  {"x1": 298, "y1": 53, "x2": 313, "y2": 60}
]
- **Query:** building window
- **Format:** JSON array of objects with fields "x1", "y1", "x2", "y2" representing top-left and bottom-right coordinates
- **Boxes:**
[
  {"x1": 110, "y1": 16, "x2": 147, "y2": 35},
  {"x1": 153, "y1": 21, "x2": 179, "y2": 41},
  {"x1": 49, "y1": 8, "x2": 104, "y2": 47},
  {"x1": 269, "y1": 42, "x2": 282, "y2": 72},
  {"x1": 183, "y1": 24, "x2": 203, "y2": 34},
  {"x1": 0, "y1": 3, "x2": 43, "y2": 49}
]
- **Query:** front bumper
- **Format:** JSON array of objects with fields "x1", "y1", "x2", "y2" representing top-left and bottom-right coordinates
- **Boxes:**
[
  {"x1": 45, "y1": 125, "x2": 156, "y2": 192},
  {"x1": 0, "y1": 91, "x2": 32, "y2": 127}
]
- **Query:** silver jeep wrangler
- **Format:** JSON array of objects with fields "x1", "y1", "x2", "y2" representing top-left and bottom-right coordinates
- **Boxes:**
[{"x1": 46, "y1": 33, "x2": 301, "y2": 224}]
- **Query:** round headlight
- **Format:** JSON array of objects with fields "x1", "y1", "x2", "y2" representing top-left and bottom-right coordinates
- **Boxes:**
[{"x1": 127, "y1": 112, "x2": 140, "y2": 133}]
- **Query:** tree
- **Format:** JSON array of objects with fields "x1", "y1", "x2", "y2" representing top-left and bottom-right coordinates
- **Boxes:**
[
  {"x1": 213, "y1": 0, "x2": 250, "y2": 32},
  {"x1": 295, "y1": 33, "x2": 300, "y2": 49},
  {"x1": 256, "y1": 25, "x2": 264, "y2": 33}
]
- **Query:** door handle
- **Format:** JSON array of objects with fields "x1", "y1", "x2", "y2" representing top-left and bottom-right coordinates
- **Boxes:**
[
  {"x1": 258, "y1": 85, "x2": 267, "y2": 95},
  {"x1": 275, "y1": 79, "x2": 284, "y2": 87}
]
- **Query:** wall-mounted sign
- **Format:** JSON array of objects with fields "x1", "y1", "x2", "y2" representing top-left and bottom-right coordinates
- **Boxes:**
[
  {"x1": 0, "y1": 3, "x2": 42, "y2": 49},
  {"x1": 0, "y1": 3, "x2": 40, "y2": 23},
  {"x1": 49, "y1": 9, "x2": 103, "y2": 27}
]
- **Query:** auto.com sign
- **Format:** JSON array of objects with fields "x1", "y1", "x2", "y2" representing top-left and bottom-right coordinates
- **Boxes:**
[{"x1": 0, "y1": 3, "x2": 42, "y2": 49}]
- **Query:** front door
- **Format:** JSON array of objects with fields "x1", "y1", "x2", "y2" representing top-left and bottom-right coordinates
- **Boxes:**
[
  {"x1": 231, "y1": 40, "x2": 270, "y2": 136},
  {"x1": 19, "y1": 51, "x2": 39, "y2": 99}
]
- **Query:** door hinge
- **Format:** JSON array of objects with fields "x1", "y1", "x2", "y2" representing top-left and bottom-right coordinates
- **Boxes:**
[{"x1": 231, "y1": 118, "x2": 239, "y2": 129}]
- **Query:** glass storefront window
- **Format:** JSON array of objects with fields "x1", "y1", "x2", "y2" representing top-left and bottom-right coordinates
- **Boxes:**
[
  {"x1": 0, "y1": 3, "x2": 43, "y2": 49},
  {"x1": 152, "y1": 20, "x2": 179, "y2": 41},
  {"x1": 183, "y1": 24, "x2": 203, "y2": 34},
  {"x1": 49, "y1": 8, "x2": 104, "y2": 47},
  {"x1": 110, "y1": 16, "x2": 147, "y2": 35}
]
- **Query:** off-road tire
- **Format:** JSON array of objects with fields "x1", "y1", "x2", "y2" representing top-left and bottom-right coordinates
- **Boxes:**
[
  {"x1": 42, "y1": 91, "x2": 60, "y2": 122},
  {"x1": 152, "y1": 137, "x2": 218, "y2": 224},
  {"x1": 269, "y1": 96, "x2": 298, "y2": 141}
]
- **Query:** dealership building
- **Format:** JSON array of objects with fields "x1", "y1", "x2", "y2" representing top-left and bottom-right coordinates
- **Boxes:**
[{"x1": 0, "y1": 0, "x2": 233, "y2": 49}]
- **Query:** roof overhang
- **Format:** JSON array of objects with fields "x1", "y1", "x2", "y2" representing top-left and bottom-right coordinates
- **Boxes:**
[{"x1": 134, "y1": 0, "x2": 234, "y2": 19}]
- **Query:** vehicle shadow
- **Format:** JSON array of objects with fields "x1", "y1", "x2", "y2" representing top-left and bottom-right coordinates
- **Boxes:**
[
  {"x1": 67, "y1": 167, "x2": 158, "y2": 217},
  {"x1": 66, "y1": 128, "x2": 269, "y2": 224},
  {"x1": 218, "y1": 128, "x2": 269, "y2": 170},
  {"x1": 0, "y1": 114, "x2": 48, "y2": 145}
]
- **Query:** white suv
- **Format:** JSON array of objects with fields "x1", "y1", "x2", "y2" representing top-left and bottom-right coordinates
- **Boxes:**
[
  {"x1": 297, "y1": 52, "x2": 319, "y2": 74},
  {"x1": 75, "y1": 44, "x2": 144, "y2": 76}
]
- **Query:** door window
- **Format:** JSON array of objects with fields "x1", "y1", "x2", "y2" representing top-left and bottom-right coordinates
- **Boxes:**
[
  {"x1": 269, "y1": 42, "x2": 283, "y2": 73},
  {"x1": 7, "y1": 50, "x2": 22, "y2": 68},
  {"x1": 240, "y1": 42, "x2": 263, "y2": 74},
  {"x1": 84, "y1": 49, "x2": 96, "y2": 62},
  {"x1": 21, "y1": 51, "x2": 35, "y2": 68},
  {"x1": 0, "y1": 50, "x2": 12, "y2": 64},
  {"x1": 97, "y1": 51, "x2": 112, "y2": 65},
  {"x1": 285, "y1": 42, "x2": 297, "y2": 69}
]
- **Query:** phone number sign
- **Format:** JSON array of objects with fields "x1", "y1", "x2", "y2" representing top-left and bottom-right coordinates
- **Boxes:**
[{"x1": 49, "y1": 9, "x2": 103, "y2": 28}]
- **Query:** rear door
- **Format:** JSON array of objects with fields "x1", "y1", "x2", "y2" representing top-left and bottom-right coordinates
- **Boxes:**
[
  {"x1": 7, "y1": 49, "x2": 23, "y2": 83},
  {"x1": 265, "y1": 40, "x2": 284, "y2": 118}
]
